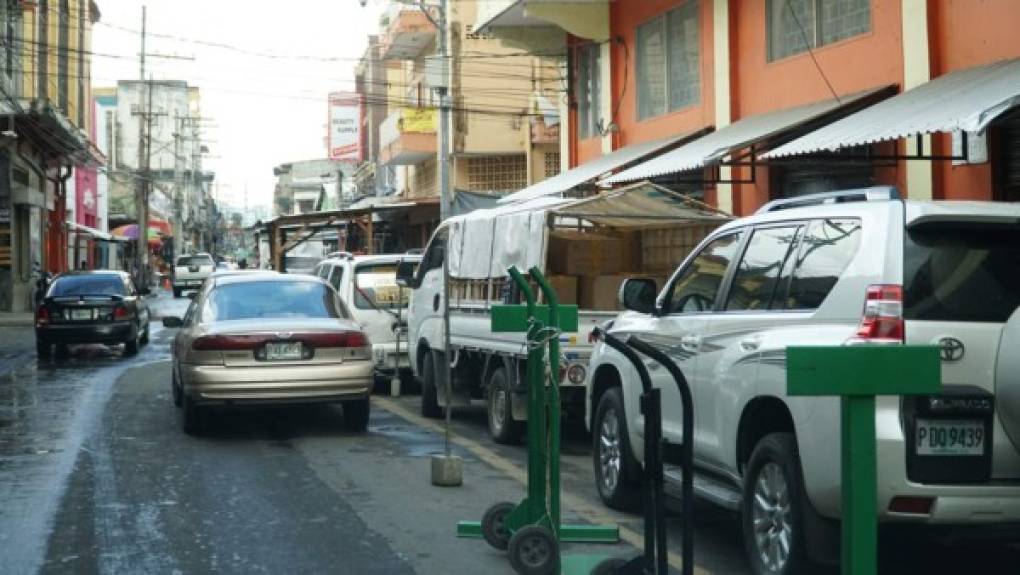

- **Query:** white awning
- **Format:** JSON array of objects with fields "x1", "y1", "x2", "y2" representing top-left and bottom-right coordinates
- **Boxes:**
[
  {"x1": 475, "y1": 1, "x2": 609, "y2": 40},
  {"x1": 764, "y1": 57, "x2": 1020, "y2": 159},
  {"x1": 498, "y1": 132, "x2": 699, "y2": 204},
  {"x1": 604, "y1": 88, "x2": 890, "y2": 185},
  {"x1": 67, "y1": 221, "x2": 112, "y2": 241}
]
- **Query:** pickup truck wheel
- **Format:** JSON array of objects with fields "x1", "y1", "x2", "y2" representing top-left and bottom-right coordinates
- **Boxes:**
[
  {"x1": 420, "y1": 351, "x2": 442, "y2": 419},
  {"x1": 593, "y1": 387, "x2": 641, "y2": 510},
  {"x1": 487, "y1": 367, "x2": 522, "y2": 444},
  {"x1": 139, "y1": 321, "x2": 150, "y2": 345},
  {"x1": 742, "y1": 432, "x2": 809, "y2": 575}
]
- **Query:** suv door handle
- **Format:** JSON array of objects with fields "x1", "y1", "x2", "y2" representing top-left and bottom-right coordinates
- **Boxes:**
[
  {"x1": 433, "y1": 294, "x2": 440, "y2": 312},
  {"x1": 740, "y1": 337, "x2": 761, "y2": 351},
  {"x1": 680, "y1": 335, "x2": 700, "y2": 351}
]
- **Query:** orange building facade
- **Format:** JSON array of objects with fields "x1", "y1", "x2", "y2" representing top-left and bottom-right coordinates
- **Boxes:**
[{"x1": 563, "y1": 0, "x2": 1020, "y2": 215}]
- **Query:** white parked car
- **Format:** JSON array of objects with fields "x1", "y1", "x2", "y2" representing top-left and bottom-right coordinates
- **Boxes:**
[
  {"x1": 173, "y1": 253, "x2": 215, "y2": 298},
  {"x1": 313, "y1": 253, "x2": 422, "y2": 389},
  {"x1": 587, "y1": 187, "x2": 1020, "y2": 574}
]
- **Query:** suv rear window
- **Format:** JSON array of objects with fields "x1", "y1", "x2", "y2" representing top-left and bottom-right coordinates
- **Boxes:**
[
  {"x1": 904, "y1": 223, "x2": 1020, "y2": 322},
  {"x1": 354, "y1": 263, "x2": 408, "y2": 309},
  {"x1": 177, "y1": 255, "x2": 213, "y2": 266}
]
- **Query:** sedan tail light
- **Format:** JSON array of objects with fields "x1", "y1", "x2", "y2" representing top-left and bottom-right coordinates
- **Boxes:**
[
  {"x1": 36, "y1": 307, "x2": 50, "y2": 326},
  {"x1": 113, "y1": 305, "x2": 131, "y2": 320},
  {"x1": 192, "y1": 331, "x2": 370, "y2": 351}
]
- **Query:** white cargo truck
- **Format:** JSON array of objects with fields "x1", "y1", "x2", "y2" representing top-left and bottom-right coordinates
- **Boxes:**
[{"x1": 396, "y1": 182, "x2": 729, "y2": 443}]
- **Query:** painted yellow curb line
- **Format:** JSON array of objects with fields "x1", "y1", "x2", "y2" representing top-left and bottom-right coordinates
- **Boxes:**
[{"x1": 373, "y1": 396, "x2": 711, "y2": 575}]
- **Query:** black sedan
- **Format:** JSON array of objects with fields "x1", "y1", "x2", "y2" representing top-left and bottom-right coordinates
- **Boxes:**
[{"x1": 35, "y1": 271, "x2": 151, "y2": 358}]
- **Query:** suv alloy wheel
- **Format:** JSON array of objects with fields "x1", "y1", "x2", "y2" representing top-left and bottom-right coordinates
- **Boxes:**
[{"x1": 741, "y1": 433, "x2": 808, "y2": 575}]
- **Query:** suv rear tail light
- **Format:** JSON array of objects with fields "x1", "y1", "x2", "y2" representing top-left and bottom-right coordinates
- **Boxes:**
[
  {"x1": 36, "y1": 307, "x2": 50, "y2": 326},
  {"x1": 852, "y1": 284, "x2": 904, "y2": 343}
]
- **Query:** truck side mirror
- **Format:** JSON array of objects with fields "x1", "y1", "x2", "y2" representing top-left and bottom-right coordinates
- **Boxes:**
[
  {"x1": 619, "y1": 278, "x2": 657, "y2": 314},
  {"x1": 395, "y1": 260, "x2": 419, "y2": 289}
]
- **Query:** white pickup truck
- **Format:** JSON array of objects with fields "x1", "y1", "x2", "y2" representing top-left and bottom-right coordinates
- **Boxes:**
[
  {"x1": 172, "y1": 253, "x2": 215, "y2": 298},
  {"x1": 397, "y1": 182, "x2": 728, "y2": 443}
]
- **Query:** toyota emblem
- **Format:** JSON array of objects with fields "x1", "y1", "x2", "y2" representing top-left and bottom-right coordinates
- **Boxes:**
[{"x1": 938, "y1": 337, "x2": 965, "y2": 362}]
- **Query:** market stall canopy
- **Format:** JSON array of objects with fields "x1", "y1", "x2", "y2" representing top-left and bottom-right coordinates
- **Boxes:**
[
  {"x1": 449, "y1": 182, "x2": 729, "y2": 279},
  {"x1": 549, "y1": 181, "x2": 731, "y2": 228},
  {"x1": 498, "y1": 131, "x2": 702, "y2": 204},
  {"x1": 604, "y1": 87, "x2": 892, "y2": 185},
  {"x1": 764, "y1": 57, "x2": 1020, "y2": 159},
  {"x1": 110, "y1": 220, "x2": 172, "y2": 245}
]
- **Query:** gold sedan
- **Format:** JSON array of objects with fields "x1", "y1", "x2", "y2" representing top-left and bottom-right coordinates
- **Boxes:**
[{"x1": 163, "y1": 272, "x2": 373, "y2": 435}]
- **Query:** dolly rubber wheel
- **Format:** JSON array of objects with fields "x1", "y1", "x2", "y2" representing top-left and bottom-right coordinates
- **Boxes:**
[
  {"x1": 507, "y1": 525, "x2": 559, "y2": 575},
  {"x1": 480, "y1": 501, "x2": 516, "y2": 551}
]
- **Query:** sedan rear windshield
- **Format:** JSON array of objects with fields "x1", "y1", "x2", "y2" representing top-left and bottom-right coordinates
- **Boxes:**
[
  {"x1": 904, "y1": 222, "x2": 1020, "y2": 322},
  {"x1": 201, "y1": 281, "x2": 348, "y2": 321},
  {"x1": 354, "y1": 263, "x2": 408, "y2": 309},
  {"x1": 177, "y1": 255, "x2": 213, "y2": 266},
  {"x1": 49, "y1": 275, "x2": 125, "y2": 297}
]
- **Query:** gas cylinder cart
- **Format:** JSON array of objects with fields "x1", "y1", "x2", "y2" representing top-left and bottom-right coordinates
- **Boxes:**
[{"x1": 457, "y1": 266, "x2": 620, "y2": 575}]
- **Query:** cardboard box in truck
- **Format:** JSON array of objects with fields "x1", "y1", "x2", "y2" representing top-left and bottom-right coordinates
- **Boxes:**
[{"x1": 547, "y1": 232, "x2": 640, "y2": 277}]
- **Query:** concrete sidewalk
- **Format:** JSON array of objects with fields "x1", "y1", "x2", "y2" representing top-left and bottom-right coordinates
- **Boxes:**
[
  {"x1": 0, "y1": 312, "x2": 33, "y2": 327},
  {"x1": 0, "y1": 324, "x2": 36, "y2": 381}
]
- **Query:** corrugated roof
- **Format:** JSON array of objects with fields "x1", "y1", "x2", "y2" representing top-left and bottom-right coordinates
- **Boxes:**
[
  {"x1": 764, "y1": 57, "x2": 1020, "y2": 159},
  {"x1": 498, "y1": 132, "x2": 700, "y2": 204},
  {"x1": 604, "y1": 88, "x2": 889, "y2": 185}
]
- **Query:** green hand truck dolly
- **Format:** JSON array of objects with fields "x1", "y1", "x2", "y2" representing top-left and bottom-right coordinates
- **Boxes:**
[{"x1": 456, "y1": 265, "x2": 619, "y2": 575}]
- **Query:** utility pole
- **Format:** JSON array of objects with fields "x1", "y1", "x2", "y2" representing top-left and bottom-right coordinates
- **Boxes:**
[
  {"x1": 172, "y1": 113, "x2": 184, "y2": 258},
  {"x1": 437, "y1": 0, "x2": 450, "y2": 222},
  {"x1": 134, "y1": 6, "x2": 146, "y2": 287}
]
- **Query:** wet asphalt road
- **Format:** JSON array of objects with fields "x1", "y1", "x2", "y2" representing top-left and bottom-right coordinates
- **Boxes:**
[{"x1": 2, "y1": 289, "x2": 1020, "y2": 574}]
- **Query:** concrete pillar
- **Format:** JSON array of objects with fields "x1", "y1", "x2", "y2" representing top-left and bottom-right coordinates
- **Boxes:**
[
  {"x1": 713, "y1": 0, "x2": 733, "y2": 213},
  {"x1": 902, "y1": 0, "x2": 933, "y2": 199}
]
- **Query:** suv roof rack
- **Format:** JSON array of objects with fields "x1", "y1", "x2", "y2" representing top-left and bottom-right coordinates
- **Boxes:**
[
  {"x1": 755, "y1": 186, "x2": 901, "y2": 214},
  {"x1": 324, "y1": 251, "x2": 353, "y2": 260}
]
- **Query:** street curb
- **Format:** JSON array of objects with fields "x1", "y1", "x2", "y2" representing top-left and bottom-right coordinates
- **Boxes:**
[{"x1": 0, "y1": 317, "x2": 34, "y2": 327}]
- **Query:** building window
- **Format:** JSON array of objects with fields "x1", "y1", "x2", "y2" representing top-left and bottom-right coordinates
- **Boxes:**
[
  {"x1": 636, "y1": 1, "x2": 700, "y2": 121},
  {"x1": 544, "y1": 152, "x2": 561, "y2": 178},
  {"x1": 468, "y1": 155, "x2": 527, "y2": 193},
  {"x1": 576, "y1": 43, "x2": 601, "y2": 139},
  {"x1": 58, "y1": 0, "x2": 68, "y2": 111},
  {"x1": 1, "y1": 0, "x2": 20, "y2": 90},
  {"x1": 37, "y1": 0, "x2": 48, "y2": 99},
  {"x1": 768, "y1": 0, "x2": 871, "y2": 61}
]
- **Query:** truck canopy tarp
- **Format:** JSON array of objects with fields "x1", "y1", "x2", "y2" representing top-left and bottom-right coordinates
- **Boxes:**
[{"x1": 448, "y1": 182, "x2": 730, "y2": 279}]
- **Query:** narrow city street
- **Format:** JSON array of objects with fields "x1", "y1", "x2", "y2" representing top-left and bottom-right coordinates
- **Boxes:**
[{"x1": 0, "y1": 290, "x2": 1018, "y2": 574}]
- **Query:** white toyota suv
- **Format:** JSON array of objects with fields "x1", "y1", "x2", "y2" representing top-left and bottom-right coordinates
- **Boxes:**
[{"x1": 586, "y1": 187, "x2": 1020, "y2": 574}]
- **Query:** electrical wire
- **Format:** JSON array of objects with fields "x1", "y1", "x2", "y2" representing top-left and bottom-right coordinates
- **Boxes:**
[{"x1": 783, "y1": 0, "x2": 842, "y2": 104}]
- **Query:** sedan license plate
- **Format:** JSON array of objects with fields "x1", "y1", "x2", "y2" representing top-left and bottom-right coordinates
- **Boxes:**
[
  {"x1": 265, "y1": 342, "x2": 303, "y2": 361},
  {"x1": 916, "y1": 419, "x2": 985, "y2": 456},
  {"x1": 70, "y1": 308, "x2": 93, "y2": 321}
]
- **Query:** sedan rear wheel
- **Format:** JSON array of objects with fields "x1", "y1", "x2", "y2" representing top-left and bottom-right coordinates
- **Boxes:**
[
  {"x1": 343, "y1": 398, "x2": 371, "y2": 432},
  {"x1": 36, "y1": 338, "x2": 51, "y2": 359},
  {"x1": 171, "y1": 363, "x2": 182, "y2": 408},
  {"x1": 181, "y1": 395, "x2": 204, "y2": 435}
]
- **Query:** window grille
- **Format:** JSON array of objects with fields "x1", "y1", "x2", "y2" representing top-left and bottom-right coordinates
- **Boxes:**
[{"x1": 467, "y1": 155, "x2": 527, "y2": 192}]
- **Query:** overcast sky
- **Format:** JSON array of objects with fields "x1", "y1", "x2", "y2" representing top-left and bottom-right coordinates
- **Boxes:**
[{"x1": 92, "y1": 0, "x2": 388, "y2": 215}]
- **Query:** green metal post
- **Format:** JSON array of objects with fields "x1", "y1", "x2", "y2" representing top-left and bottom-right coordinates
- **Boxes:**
[
  {"x1": 507, "y1": 266, "x2": 547, "y2": 527},
  {"x1": 842, "y1": 396, "x2": 877, "y2": 575},
  {"x1": 530, "y1": 266, "x2": 561, "y2": 532}
]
